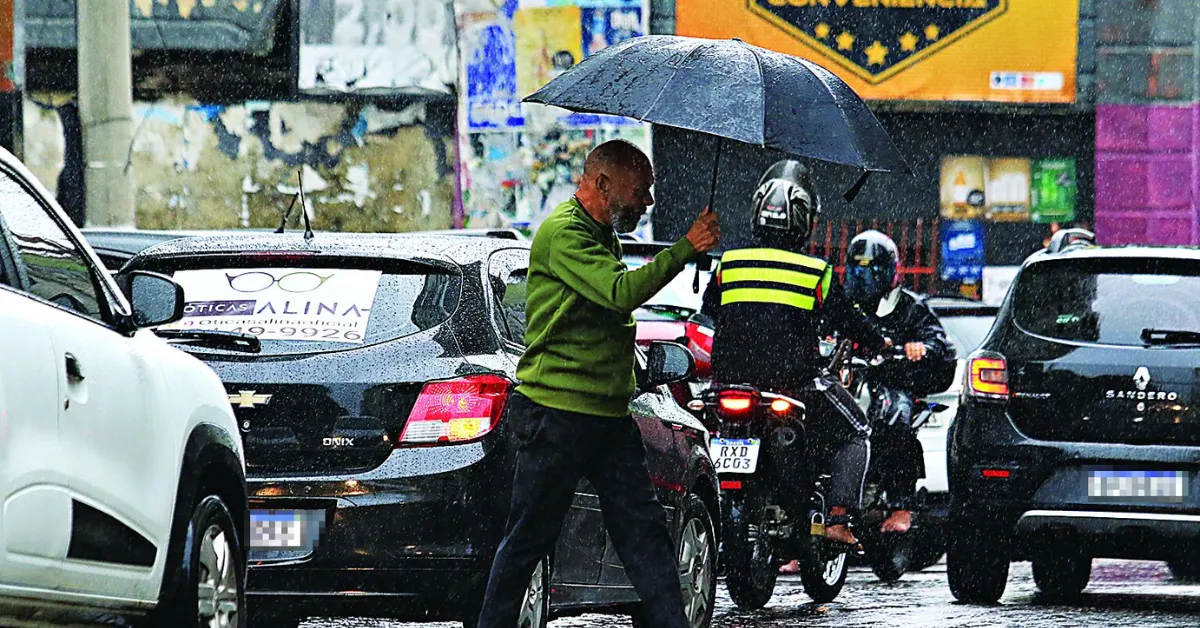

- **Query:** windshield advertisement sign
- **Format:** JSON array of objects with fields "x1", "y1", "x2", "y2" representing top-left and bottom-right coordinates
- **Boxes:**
[{"x1": 158, "y1": 268, "x2": 383, "y2": 344}]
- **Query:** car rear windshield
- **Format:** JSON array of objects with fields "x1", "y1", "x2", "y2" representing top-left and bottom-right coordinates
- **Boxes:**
[
  {"x1": 941, "y1": 316, "x2": 994, "y2": 357},
  {"x1": 150, "y1": 256, "x2": 462, "y2": 355},
  {"x1": 1013, "y1": 257, "x2": 1200, "y2": 346}
]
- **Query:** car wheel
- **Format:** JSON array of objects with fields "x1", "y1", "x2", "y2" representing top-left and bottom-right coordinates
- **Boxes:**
[
  {"x1": 1033, "y1": 551, "x2": 1091, "y2": 602},
  {"x1": 518, "y1": 557, "x2": 550, "y2": 628},
  {"x1": 145, "y1": 495, "x2": 246, "y2": 628},
  {"x1": 865, "y1": 529, "x2": 914, "y2": 583},
  {"x1": 946, "y1": 521, "x2": 1008, "y2": 604},
  {"x1": 633, "y1": 495, "x2": 717, "y2": 628},
  {"x1": 1168, "y1": 558, "x2": 1200, "y2": 582}
]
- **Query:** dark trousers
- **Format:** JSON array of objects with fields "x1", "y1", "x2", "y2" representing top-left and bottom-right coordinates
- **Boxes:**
[
  {"x1": 868, "y1": 388, "x2": 925, "y2": 510},
  {"x1": 477, "y1": 392, "x2": 688, "y2": 628}
]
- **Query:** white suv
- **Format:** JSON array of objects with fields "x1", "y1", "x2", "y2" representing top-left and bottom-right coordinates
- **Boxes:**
[{"x1": 0, "y1": 147, "x2": 247, "y2": 627}]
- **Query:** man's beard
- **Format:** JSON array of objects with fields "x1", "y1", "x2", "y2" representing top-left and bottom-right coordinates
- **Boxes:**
[{"x1": 611, "y1": 206, "x2": 643, "y2": 233}]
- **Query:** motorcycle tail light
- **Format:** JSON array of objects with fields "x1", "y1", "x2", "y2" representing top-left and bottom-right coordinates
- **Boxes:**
[
  {"x1": 770, "y1": 398, "x2": 793, "y2": 414},
  {"x1": 399, "y1": 374, "x2": 512, "y2": 446},
  {"x1": 967, "y1": 351, "x2": 1009, "y2": 401},
  {"x1": 717, "y1": 390, "x2": 758, "y2": 417}
]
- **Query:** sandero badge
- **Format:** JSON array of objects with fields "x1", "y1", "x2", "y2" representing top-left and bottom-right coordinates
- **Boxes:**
[{"x1": 749, "y1": 0, "x2": 1009, "y2": 84}]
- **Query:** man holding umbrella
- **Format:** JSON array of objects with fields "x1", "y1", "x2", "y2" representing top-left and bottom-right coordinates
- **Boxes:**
[{"x1": 477, "y1": 139, "x2": 721, "y2": 628}]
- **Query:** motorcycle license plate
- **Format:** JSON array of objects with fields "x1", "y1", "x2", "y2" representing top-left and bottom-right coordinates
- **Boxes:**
[{"x1": 710, "y1": 438, "x2": 761, "y2": 474}]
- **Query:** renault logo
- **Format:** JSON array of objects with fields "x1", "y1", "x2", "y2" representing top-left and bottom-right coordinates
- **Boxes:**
[
  {"x1": 1133, "y1": 367, "x2": 1151, "y2": 391},
  {"x1": 229, "y1": 390, "x2": 273, "y2": 408}
]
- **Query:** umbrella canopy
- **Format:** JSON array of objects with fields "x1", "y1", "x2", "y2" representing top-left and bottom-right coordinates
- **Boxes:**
[{"x1": 524, "y1": 35, "x2": 910, "y2": 176}]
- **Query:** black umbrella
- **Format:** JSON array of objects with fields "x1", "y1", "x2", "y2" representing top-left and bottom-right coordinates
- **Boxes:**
[{"x1": 524, "y1": 35, "x2": 911, "y2": 204}]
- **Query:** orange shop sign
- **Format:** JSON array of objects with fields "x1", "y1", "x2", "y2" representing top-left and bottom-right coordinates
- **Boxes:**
[{"x1": 677, "y1": 0, "x2": 1079, "y2": 103}]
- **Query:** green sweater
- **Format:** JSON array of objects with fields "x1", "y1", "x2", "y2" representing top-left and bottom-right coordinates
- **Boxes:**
[{"x1": 516, "y1": 198, "x2": 698, "y2": 417}]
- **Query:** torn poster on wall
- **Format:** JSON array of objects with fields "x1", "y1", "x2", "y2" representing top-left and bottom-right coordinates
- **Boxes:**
[{"x1": 298, "y1": 0, "x2": 458, "y2": 95}]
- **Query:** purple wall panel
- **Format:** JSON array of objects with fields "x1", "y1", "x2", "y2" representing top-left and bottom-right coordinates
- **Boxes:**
[{"x1": 1095, "y1": 104, "x2": 1199, "y2": 245}]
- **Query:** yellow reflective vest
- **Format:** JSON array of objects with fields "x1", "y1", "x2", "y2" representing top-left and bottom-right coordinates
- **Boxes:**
[{"x1": 716, "y1": 248, "x2": 833, "y2": 312}]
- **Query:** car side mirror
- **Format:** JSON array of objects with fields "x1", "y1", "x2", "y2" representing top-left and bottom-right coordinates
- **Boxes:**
[
  {"x1": 120, "y1": 270, "x2": 185, "y2": 329},
  {"x1": 645, "y1": 341, "x2": 695, "y2": 389}
]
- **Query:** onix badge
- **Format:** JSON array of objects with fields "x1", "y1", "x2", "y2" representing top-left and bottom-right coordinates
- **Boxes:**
[
  {"x1": 229, "y1": 390, "x2": 273, "y2": 409},
  {"x1": 1133, "y1": 367, "x2": 1151, "y2": 392}
]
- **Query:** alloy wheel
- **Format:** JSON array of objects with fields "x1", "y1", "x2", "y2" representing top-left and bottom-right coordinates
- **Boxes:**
[{"x1": 197, "y1": 523, "x2": 240, "y2": 628}]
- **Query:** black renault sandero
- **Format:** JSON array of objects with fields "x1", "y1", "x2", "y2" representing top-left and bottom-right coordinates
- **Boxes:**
[
  {"x1": 120, "y1": 232, "x2": 720, "y2": 628},
  {"x1": 946, "y1": 229, "x2": 1200, "y2": 604}
]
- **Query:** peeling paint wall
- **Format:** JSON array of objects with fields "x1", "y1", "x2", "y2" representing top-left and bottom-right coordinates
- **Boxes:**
[{"x1": 24, "y1": 95, "x2": 456, "y2": 232}]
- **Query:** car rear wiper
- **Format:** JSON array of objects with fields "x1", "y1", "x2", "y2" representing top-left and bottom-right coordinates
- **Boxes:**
[
  {"x1": 1141, "y1": 328, "x2": 1200, "y2": 346},
  {"x1": 154, "y1": 329, "x2": 262, "y2": 353}
]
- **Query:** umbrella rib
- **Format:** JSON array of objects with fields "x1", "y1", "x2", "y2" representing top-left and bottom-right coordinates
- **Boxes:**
[
  {"x1": 797, "y1": 58, "x2": 866, "y2": 167},
  {"x1": 743, "y1": 43, "x2": 768, "y2": 148},
  {"x1": 639, "y1": 39, "x2": 709, "y2": 121}
]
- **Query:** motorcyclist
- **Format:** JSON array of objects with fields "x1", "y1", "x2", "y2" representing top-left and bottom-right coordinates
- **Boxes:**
[
  {"x1": 701, "y1": 160, "x2": 890, "y2": 556},
  {"x1": 843, "y1": 230, "x2": 956, "y2": 534}
]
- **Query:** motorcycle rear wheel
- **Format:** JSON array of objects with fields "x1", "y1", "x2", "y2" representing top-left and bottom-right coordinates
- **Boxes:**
[{"x1": 723, "y1": 492, "x2": 778, "y2": 610}]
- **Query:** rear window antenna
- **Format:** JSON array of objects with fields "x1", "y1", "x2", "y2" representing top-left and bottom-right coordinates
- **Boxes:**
[{"x1": 274, "y1": 168, "x2": 315, "y2": 241}]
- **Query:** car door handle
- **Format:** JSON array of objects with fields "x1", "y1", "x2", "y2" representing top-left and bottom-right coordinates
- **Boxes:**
[{"x1": 65, "y1": 353, "x2": 85, "y2": 382}]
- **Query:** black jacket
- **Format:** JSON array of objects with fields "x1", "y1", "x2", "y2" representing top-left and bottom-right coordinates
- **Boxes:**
[
  {"x1": 867, "y1": 289, "x2": 956, "y2": 397},
  {"x1": 701, "y1": 252, "x2": 887, "y2": 390}
]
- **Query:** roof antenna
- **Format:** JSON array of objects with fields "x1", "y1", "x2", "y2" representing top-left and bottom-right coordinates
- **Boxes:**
[
  {"x1": 297, "y1": 167, "x2": 314, "y2": 241},
  {"x1": 275, "y1": 191, "x2": 298, "y2": 234}
]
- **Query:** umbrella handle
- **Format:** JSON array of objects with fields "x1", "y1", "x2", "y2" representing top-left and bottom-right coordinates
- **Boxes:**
[{"x1": 695, "y1": 138, "x2": 722, "y2": 294}]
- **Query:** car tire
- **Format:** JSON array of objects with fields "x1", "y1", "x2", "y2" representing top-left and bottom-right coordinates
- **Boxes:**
[
  {"x1": 632, "y1": 494, "x2": 718, "y2": 628},
  {"x1": 1168, "y1": 558, "x2": 1200, "y2": 582},
  {"x1": 1033, "y1": 551, "x2": 1091, "y2": 602},
  {"x1": 946, "y1": 521, "x2": 1008, "y2": 604},
  {"x1": 143, "y1": 495, "x2": 246, "y2": 628}
]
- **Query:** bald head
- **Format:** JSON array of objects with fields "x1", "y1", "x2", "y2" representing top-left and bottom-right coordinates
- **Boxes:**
[
  {"x1": 583, "y1": 139, "x2": 651, "y2": 179},
  {"x1": 576, "y1": 140, "x2": 655, "y2": 233}
]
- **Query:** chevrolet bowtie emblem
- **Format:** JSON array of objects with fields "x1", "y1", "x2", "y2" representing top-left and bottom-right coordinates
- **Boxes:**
[{"x1": 229, "y1": 390, "x2": 272, "y2": 408}]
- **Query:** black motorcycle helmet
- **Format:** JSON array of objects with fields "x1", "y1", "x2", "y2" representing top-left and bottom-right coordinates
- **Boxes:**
[
  {"x1": 751, "y1": 159, "x2": 820, "y2": 250},
  {"x1": 845, "y1": 230, "x2": 899, "y2": 305}
]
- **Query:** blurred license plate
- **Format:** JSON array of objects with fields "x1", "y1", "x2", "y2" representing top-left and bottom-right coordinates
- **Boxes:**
[
  {"x1": 250, "y1": 510, "x2": 324, "y2": 549},
  {"x1": 710, "y1": 438, "x2": 760, "y2": 474},
  {"x1": 1087, "y1": 470, "x2": 1189, "y2": 503}
]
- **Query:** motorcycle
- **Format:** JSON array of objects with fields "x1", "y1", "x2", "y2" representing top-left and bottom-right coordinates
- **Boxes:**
[
  {"x1": 696, "y1": 339, "x2": 860, "y2": 609},
  {"x1": 845, "y1": 346, "x2": 949, "y2": 583}
]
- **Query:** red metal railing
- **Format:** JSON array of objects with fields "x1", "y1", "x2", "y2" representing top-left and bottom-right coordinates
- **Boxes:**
[{"x1": 807, "y1": 218, "x2": 941, "y2": 295}]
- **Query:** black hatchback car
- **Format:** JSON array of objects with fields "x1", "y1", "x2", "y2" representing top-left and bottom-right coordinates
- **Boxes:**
[
  {"x1": 120, "y1": 232, "x2": 721, "y2": 628},
  {"x1": 946, "y1": 230, "x2": 1200, "y2": 604}
]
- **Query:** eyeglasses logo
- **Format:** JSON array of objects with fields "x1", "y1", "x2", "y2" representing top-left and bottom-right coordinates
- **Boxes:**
[{"x1": 225, "y1": 270, "x2": 333, "y2": 293}]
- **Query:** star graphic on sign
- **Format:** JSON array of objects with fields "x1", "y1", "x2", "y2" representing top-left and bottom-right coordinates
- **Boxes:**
[
  {"x1": 865, "y1": 41, "x2": 889, "y2": 66},
  {"x1": 925, "y1": 24, "x2": 940, "y2": 40},
  {"x1": 899, "y1": 32, "x2": 919, "y2": 52},
  {"x1": 836, "y1": 31, "x2": 855, "y2": 51},
  {"x1": 815, "y1": 22, "x2": 831, "y2": 39}
]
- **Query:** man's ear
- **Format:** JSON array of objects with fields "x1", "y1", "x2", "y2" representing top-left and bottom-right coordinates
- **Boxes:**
[{"x1": 596, "y1": 173, "x2": 609, "y2": 196}]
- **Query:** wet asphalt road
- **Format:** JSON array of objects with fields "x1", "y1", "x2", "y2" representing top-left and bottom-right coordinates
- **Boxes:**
[{"x1": 302, "y1": 559, "x2": 1200, "y2": 628}]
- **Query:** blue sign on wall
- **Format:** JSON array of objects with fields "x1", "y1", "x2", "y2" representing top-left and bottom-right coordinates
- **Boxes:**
[{"x1": 940, "y1": 220, "x2": 985, "y2": 283}]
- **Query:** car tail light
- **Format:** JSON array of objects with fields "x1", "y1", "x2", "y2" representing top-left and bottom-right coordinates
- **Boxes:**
[
  {"x1": 982, "y1": 469, "x2": 1011, "y2": 479},
  {"x1": 717, "y1": 390, "x2": 758, "y2": 417},
  {"x1": 720, "y1": 480, "x2": 743, "y2": 490},
  {"x1": 398, "y1": 374, "x2": 513, "y2": 446},
  {"x1": 967, "y1": 351, "x2": 1009, "y2": 401}
]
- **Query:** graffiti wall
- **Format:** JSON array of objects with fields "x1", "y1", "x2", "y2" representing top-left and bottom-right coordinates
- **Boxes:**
[
  {"x1": 23, "y1": 95, "x2": 456, "y2": 232},
  {"x1": 298, "y1": 0, "x2": 458, "y2": 95},
  {"x1": 456, "y1": 0, "x2": 652, "y2": 235}
]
